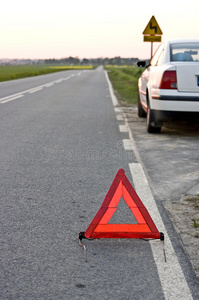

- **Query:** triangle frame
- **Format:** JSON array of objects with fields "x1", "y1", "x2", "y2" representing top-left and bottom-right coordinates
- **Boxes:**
[{"x1": 84, "y1": 169, "x2": 161, "y2": 239}]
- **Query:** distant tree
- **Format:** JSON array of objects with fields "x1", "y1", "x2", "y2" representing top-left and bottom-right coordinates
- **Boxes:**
[
  {"x1": 82, "y1": 58, "x2": 90, "y2": 65},
  {"x1": 43, "y1": 56, "x2": 139, "y2": 66}
]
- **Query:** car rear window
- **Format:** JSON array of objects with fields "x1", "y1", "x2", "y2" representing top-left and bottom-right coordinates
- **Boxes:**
[{"x1": 170, "y1": 43, "x2": 199, "y2": 62}]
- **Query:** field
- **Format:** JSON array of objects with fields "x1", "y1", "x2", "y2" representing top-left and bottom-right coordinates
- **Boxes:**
[
  {"x1": 105, "y1": 66, "x2": 144, "y2": 105},
  {"x1": 0, "y1": 65, "x2": 93, "y2": 82}
]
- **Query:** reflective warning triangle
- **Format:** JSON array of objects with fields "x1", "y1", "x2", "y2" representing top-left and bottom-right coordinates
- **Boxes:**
[{"x1": 84, "y1": 169, "x2": 161, "y2": 239}]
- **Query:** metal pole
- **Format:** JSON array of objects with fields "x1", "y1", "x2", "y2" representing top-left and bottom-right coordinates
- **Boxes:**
[{"x1": 151, "y1": 42, "x2": 153, "y2": 58}]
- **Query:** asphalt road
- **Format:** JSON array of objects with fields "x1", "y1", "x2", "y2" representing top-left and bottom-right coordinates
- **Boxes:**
[{"x1": 0, "y1": 67, "x2": 199, "y2": 299}]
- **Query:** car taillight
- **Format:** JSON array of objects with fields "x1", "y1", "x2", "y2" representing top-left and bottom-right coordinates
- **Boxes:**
[{"x1": 159, "y1": 71, "x2": 177, "y2": 89}]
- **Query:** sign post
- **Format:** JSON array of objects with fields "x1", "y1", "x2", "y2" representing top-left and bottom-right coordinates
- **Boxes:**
[{"x1": 143, "y1": 16, "x2": 163, "y2": 58}]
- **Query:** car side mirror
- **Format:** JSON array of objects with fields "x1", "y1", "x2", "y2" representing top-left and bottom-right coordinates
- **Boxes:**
[
  {"x1": 137, "y1": 60, "x2": 150, "y2": 68},
  {"x1": 137, "y1": 60, "x2": 147, "y2": 68}
]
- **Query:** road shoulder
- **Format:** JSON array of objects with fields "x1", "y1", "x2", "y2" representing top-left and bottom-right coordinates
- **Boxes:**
[
  {"x1": 164, "y1": 193, "x2": 199, "y2": 280},
  {"x1": 122, "y1": 104, "x2": 199, "y2": 281}
]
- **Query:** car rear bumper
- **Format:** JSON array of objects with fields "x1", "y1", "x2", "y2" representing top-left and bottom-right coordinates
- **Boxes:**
[
  {"x1": 152, "y1": 109, "x2": 199, "y2": 122},
  {"x1": 152, "y1": 95, "x2": 199, "y2": 101},
  {"x1": 151, "y1": 90, "x2": 199, "y2": 112}
]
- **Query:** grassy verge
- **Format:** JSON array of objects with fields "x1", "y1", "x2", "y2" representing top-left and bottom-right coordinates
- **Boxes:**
[
  {"x1": 105, "y1": 65, "x2": 144, "y2": 105},
  {"x1": 0, "y1": 65, "x2": 93, "y2": 82}
]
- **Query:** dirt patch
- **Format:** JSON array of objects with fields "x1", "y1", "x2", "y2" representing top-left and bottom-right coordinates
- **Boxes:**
[{"x1": 164, "y1": 195, "x2": 199, "y2": 279}]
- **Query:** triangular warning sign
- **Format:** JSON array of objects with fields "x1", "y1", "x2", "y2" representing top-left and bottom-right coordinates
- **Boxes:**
[
  {"x1": 84, "y1": 169, "x2": 162, "y2": 239},
  {"x1": 143, "y1": 15, "x2": 163, "y2": 35}
]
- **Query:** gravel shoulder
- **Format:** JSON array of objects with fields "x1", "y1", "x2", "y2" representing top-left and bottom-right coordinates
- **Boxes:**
[{"x1": 164, "y1": 194, "x2": 199, "y2": 280}]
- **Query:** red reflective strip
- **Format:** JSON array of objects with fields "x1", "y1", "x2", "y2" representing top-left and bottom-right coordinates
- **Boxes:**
[
  {"x1": 99, "y1": 208, "x2": 117, "y2": 224},
  {"x1": 102, "y1": 169, "x2": 125, "y2": 207},
  {"x1": 90, "y1": 231, "x2": 161, "y2": 239},
  {"x1": 108, "y1": 181, "x2": 122, "y2": 207},
  {"x1": 122, "y1": 185, "x2": 137, "y2": 208},
  {"x1": 95, "y1": 224, "x2": 150, "y2": 233},
  {"x1": 129, "y1": 207, "x2": 146, "y2": 224},
  {"x1": 138, "y1": 206, "x2": 159, "y2": 233},
  {"x1": 122, "y1": 177, "x2": 145, "y2": 208}
]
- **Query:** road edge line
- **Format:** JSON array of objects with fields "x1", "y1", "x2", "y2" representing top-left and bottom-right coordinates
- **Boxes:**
[{"x1": 104, "y1": 70, "x2": 119, "y2": 107}]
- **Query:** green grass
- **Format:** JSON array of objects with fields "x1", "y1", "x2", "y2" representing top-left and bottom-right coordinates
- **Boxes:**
[
  {"x1": 185, "y1": 195, "x2": 199, "y2": 229},
  {"x1": 185, "y1": 195, "x2": 199, "y2": 209},
  {"x1": 105, "y1": 65, "x2": 144, "y2": 105},
  {"x1": 0, "y1": 65, "x2": 93, "y2": 82},
  {"x1": 192, "y1": 218, "x2": 199, "y2": 228}
]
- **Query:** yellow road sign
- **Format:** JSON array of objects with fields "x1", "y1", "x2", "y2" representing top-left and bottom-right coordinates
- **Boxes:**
[
  {"x1": 143, "y1": 16, "x2": 163, "y2": 35},
  {"x1": 144, "y1": 35, "x2": 162, "y2": 42}
]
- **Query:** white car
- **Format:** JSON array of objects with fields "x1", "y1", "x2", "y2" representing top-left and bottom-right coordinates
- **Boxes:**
[{"x1": 137, "y1": 38, "x2": 199, "y2": 133}]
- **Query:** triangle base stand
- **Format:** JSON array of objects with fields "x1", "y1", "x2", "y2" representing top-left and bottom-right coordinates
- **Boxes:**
[
  {"x1": 78, "y1": 231, "x2": 165, "y2": 263},
  {"x1": 79, "y1": 231, "x2": 164, "y2": 241}
]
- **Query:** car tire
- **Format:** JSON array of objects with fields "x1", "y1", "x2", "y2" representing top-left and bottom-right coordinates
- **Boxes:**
[
  {"x1": 146, "y1": 105, "x2": 161, "y2": 133},
  {"x1": 138, "y1": 94, "x2": 146, "y2": 118}
]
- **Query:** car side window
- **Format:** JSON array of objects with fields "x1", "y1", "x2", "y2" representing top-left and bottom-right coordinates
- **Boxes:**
[{"x1": 150, "y1": 43, "x2": 165, "y2": 66}]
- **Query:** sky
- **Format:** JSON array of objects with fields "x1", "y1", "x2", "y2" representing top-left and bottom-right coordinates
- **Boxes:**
[{"x1": 1, "y1": 0, "x2": 199, "y2": 60}]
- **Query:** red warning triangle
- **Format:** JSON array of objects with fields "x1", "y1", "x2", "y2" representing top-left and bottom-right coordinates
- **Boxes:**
[{"x1": 84, "y1": 169, "x2": 161, "y2": 239}]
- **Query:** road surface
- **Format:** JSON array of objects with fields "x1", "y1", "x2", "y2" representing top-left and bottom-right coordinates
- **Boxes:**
[{"x1": 0, "y1": 67, "x2": 198, "y2": 299}]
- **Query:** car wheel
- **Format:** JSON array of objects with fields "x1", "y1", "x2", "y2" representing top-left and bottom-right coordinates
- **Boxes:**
[
  {"x1": 138, "y1": 94, "x2": 146, "y2": 118},
  {"x1": 146, "y1": 105, "x2": 161, "y2": 133}
]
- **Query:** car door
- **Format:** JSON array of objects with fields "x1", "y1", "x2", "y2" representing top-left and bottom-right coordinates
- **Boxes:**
[
  {"x1": 139, "y1": 43, "x2": 165, "y2": 110},
  {"x1": 139, "y1": 67, "x2": 149, "y2": 110}
]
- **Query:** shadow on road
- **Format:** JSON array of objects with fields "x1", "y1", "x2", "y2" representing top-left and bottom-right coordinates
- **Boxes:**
[{"x1": 162, "y1": 120, "x2": 199, "y2": 137}]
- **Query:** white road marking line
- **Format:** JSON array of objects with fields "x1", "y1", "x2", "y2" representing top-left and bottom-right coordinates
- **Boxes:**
[
  {"x1": 0, "y1": 86, "x2": 45, "y2": 103},
  {"x1": 119, "y1": 124, "x2": 128, "y2": 132},
  {"x1": 122, "y1": 139, "x2": 135, "y2": 150},
  {"x1": 0, "y1": 73, "x2": 81, "y2": 104},
  {"x1": 0, "y1": 94, "x2": 21, "y2": 102},
  {"x1": 105, "y1": 70, "x2": 119, "y2": 106},
  {"x1": 114, "y1": 107, "x2": 122, "y2": 113},
  {"x1": 116, "y1": 114, "x2": 124, "y2": 121},
  {"x1": 44, "y1": 83, "x2": 54, "y2": 87},
  {"x1": 0, "y1": 94, "x2": 24, "y2": 103},
  {"x1": 29, "y1": 87, "x2": 43, "y2": 93},
  {"x1": 129, "y1": 163, "x2": 193, "y2": 300}
]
